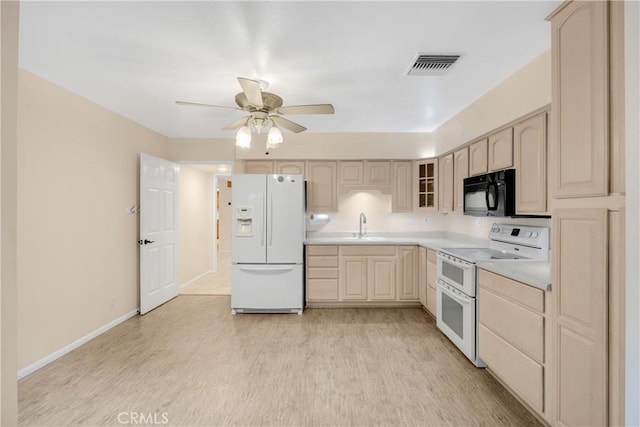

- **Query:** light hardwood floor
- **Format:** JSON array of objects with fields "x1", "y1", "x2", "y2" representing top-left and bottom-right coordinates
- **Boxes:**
[
  {"x1": 180, "y1": 252, "x2": 231, "y2": 295},
  {"x1": 19, "y1": 297, "x2": 541, "y2": 426}
]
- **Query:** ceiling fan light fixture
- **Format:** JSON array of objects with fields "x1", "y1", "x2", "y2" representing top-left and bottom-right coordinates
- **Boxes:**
[
  {"x1": 235, "y1": 126, "x2": 252, "y2": 148},
  {"x1": 267, "y1": 126, "x2": 283, "y2": 147},
  {"x1": 248, "y1": 116, "x2": 273, "y2": 135}
]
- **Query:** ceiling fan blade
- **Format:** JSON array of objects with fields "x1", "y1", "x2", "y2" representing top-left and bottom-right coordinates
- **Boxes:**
[
  {"x1": 237, "y1": 77, "x2": 264, "y2": 108},
  {"x1": 271, "y1": 116, "x2": 307, "y2": 133},
  {"x1": 276, "y1": 104, "x2": 335, "y2": 115},
  {"x1": 175, "y1": 101, "x2": 242, "y2": 111},
  {"x1": 222, "y1": 116, "x2": 251, "y2": 130}
]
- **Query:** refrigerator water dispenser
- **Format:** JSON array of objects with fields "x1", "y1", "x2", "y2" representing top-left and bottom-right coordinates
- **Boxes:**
[{"x1": 235, "y1": 206, "x2": 254, "y2": 237}]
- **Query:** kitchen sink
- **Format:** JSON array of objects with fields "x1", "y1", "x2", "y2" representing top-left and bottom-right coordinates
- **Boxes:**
[{"x1": 342, "y1": 236, "x2": 387, "y2": 242}]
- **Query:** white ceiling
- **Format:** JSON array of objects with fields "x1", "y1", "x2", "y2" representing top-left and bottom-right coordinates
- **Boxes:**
[{"x1": 18, "y1": 1, "x2": 559, "y2": 139}]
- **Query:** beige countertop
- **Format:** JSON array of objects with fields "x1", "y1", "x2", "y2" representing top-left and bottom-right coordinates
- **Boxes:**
[
  {"x1": 305, "y1": 232, "x2": 551, "y2": 291},
  {"x1": 477, "y1": 261, "x2": 551, "y2": 291}
]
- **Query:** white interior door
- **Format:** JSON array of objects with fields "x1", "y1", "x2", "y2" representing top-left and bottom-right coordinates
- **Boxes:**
[{"x1": 140, "y1": 154, "x2": 179, "y2": 314}]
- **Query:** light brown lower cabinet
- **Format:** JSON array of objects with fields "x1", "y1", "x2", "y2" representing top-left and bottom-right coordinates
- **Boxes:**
[
  {"x1": 552, "y1": 209, "x2": 608, "y2": 427},
  {"x1": 478, "y1": 269, "x2": 550, "y2": 423},
  {"x1": 306, "y1": 245, "x2": 339, "y2": 301},
  {"x1": 306, "y1": 245, "x2": 421, "y2": 306},
  {"x1": 418, "y1": 247, "x2": 427, "y2": 307},
  {"x1": 396, "y1": 246, "x2": 418, "y2": 300},
  {"x1": 426, "y1": 249, "x2": 437, "y2": 316}
]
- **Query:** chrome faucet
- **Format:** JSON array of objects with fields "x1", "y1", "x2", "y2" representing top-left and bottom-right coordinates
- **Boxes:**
[{"x1": 358, "y1": 212, "x2": 367, "y2": 237}]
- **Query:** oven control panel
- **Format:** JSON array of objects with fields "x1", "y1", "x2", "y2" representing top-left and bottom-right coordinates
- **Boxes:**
[{"x1": 488, "y1": 224, "x2": 549, "y2": 249}]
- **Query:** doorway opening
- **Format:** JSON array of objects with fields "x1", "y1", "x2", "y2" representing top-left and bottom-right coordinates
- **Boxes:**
[{"x1": 177, "y1": 161, "x2": 233, "y2": 295}]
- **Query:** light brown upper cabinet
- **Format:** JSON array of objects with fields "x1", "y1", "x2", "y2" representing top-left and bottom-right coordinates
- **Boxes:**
[
  {"x1": 275, "y1": 161, "x2": 305, "y2": 176},
  {"x1": 453, "y1": 147, "x2": 469, "y2": 212},
  {"x1": 338, "y1": 161, "x2": 364, "y2": 186},
  {"x1": 305, "y1": 161, "x2": 338, "y2": 212},
  {"x1": 338, "y1": 160, "x2": 391, "y2": 191},
  {"x1": 488, "y1": 128, "x2": 513, "y2": 171},
  {"x1": 550, "y1": 0, "x2": 608, "y2": 198},
  {"x1": 392, "y1": 161, "x2": 412, "y2": 213},
  {"x1": 414, "y1": 158, "x2": 438, "y2": 212},
  {"x1": 438, "y1": 153, "x2": 454, "y2": 213},
  {"x1": 514, "y1": 113, "x2": 547, "y2": 214},
  {"x1": 245, "y1": 160, "x2": 273, "y2": 174},
  {"x1": 365, "y1": 161, "x2": 391, "y2": 186},
  {"x1": 469, "y1": 139, "x2": 488, "y2": 176}
]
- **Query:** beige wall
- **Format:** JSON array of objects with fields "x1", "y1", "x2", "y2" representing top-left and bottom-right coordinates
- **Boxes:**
[
  {"x1": 307, "y1": 190, "x2": 446, "y2": 234},
  {"x1": 168, "y1": 133, "x2": 435, "y2": 162},
  {"x1": 217, "y1": 181, "x2": 232, "y2": 252},
  {"x1": 235, "y1": 132, "x2": 435, "y2": 160},
  {"x1": 169, "y1": 138, "x2": 236, "y2": 162},
  {"x1": 1, "y1": 1, "x2": 19, "y2": 424},
  {"x1": 178, "y1": 165, "x2": 213, "y2": 286},
  {"x1": 434, "y1": 50, "x2": 551, "y2": 155},
  {"x1": 17, "y1": 70, "x2": 169, "y2": 370}
]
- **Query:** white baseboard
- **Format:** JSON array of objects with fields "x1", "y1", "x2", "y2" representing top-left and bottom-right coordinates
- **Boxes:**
[
  {"x1": 17, "y1": 309, "x2": 138, "y2": 380},
  {"x1": 179, "y1": 270, "x2": 213, "y2": 290}
]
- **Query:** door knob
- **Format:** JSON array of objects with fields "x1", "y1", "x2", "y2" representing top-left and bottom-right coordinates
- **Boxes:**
[{"x1": 138, "y1": 239, "x2": 155, "y2": 245}]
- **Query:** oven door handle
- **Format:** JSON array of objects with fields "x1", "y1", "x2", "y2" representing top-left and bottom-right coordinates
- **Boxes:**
[{"x1": 437, "y1": 281, "x2": 471, "y2": 305}]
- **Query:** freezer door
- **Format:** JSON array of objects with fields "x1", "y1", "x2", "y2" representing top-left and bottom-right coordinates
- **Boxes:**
[
  {"x1": 266, "y1": 175, "x2": 304, "y2": 264},
  {"x1": 231, "y1": 264, "x2": 303, "y2": 311},
  {"x1": 231, "y1": 174, "x2": 266, "y2": 263}
]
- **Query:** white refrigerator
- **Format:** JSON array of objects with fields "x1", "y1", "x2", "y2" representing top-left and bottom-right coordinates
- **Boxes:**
[{"x1": 231, "y1": 174, "x2": 305, "y2": 314}]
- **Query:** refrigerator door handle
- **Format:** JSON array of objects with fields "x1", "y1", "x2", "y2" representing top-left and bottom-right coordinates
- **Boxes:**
[
  {"x1": 269, "y1": 193, "x2": 274, "y2": 247},
  {"x1": 238, "y1": 265, "x2": 295, "y2": 272},
  {"x1": 260, "y1": 194, "x2": 265, "y2": 247}
]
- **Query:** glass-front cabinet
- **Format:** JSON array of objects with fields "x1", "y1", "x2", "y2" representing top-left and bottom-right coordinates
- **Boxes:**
[{"x1": 414, "y1": 158, "x2": 438, "y2": 211}]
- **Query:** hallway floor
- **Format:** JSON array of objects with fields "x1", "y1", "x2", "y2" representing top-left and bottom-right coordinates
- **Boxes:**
[
  {"x1": 180, "y1": 251, "x2": 231, "y2": 295},
  {"x1": 18, "y1": 296, "x2": 541, "y2": 426}
]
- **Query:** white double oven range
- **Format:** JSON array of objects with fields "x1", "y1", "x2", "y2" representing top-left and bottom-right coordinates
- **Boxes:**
[{"x1": 436, "y1": 224, "x2": 549, "y2": 367}]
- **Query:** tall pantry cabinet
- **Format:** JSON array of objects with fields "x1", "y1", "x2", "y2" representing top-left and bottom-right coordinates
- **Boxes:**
[{"x1": 547, "y1": 1, "x2": 626, "y2": 426}]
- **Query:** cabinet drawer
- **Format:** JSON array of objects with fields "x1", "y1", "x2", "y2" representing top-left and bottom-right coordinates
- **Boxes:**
[
  {"x1": 479, "y1": 325, "x2": 544, "y2": 413},
  {"x1": 307, "y1": 279, "x2": 339, "y2": 301},
  {"x1": 307, "y1": 245, "x2": 338, "y2": 256},
  {"x1": 479, "y1": 288, "x2": 544, "y2": 363},
  {"x1": 307, "y1": 268, "x2": 338, "y2": 279},
  {"x1": 427, "y1": 249, "x2": 437, "y2": 263},
  {"x1": 479, "y1": 269, "x2": 543, "y2": 312},
  {"x1": 307, "y1": 256, "x2": 338, "y2": 268},
  {"x1": 340, "y1": 245, "x2": 397, "y2": 256}
]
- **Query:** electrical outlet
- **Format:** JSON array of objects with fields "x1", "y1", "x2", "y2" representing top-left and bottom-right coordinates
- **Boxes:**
[
  {"x1": 474, "y1": 218, "x2": 483, "y2": 228},
  {"x1": 423, "y1": 216, "x2": 430, "y2": 224},
  {"x1": 108, "y1": 297, "x2": 115, "y2": 310}
]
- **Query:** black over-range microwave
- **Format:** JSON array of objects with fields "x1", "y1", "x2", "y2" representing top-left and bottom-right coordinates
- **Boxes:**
[{"x1": 463, "y1": 169, "x2": 515, "y2": 217}]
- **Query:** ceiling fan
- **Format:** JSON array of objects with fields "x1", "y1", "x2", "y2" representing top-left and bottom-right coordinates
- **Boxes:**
[{"x1": 176, "y1": 77, "x2": 335, "y2": 149}]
